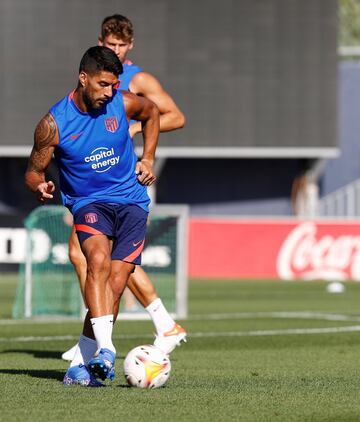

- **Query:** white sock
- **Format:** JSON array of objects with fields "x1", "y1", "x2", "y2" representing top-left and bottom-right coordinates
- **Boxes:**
[
  {"x1": 90, "y1": 314, "x2": 116, "y2": 353},
  {"x1": 70, "y1": 334, "x2": 97, "y2": 367},
  {"x1": 146, "y1": 298, "x2": 175, "y2": 334}
]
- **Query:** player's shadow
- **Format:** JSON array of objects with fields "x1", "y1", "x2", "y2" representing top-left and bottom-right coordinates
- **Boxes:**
[
  {"x1": 0, "y1": 368, "x2": 64, "y2": 381},
  {"x1": 117, "y1": 383, "x2": 132, "y2": 388},
  {"x1": 1, "y1": 349, "x2": 63, "y2": 360}
]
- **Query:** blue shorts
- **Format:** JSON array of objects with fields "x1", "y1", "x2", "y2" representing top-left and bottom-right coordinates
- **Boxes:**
[{"x1": 73, "y1": 203, "x2": 148, "y2": 265}]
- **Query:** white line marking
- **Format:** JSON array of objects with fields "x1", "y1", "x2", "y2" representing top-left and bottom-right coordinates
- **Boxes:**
[
  {"x1": 189, "y1": 325, "x2": 360, "y2": 337},
  {"x1": 2, "y1": 325, "x2": 360, "y2": 343},
  {"x1": 189, "y1": 311, "x2": 360, "y2": 322},
  {"x1": 2, "y1": 312, "x2": 360, "y2": 343},
  {"x1": 2, "y1": 311, "x2": 360, "y2": 325},
  {"x1": 0, "y1": 333, "x2": 153, "y2": 343}
]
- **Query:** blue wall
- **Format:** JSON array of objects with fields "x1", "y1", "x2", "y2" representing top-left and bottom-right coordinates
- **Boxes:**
[{"x1": 322, "y1": 61, "x2": 360, "y2": 195}]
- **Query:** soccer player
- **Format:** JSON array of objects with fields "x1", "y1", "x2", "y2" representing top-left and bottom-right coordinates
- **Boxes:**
[
  {"x1": 62, "y1": 14, "x2": 187, "y2": 363},
  {"x1": 26, "y1": 46, "x2": 160, "y2": 386}
]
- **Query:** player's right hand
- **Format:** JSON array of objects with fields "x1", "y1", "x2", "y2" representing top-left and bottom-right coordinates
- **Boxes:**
[
  {"x1": 135, "y1": 159, "x2": 156, "y2": 186},
  {"x1": 36, "y1": 181, "x2": 55, "y2": 203}
]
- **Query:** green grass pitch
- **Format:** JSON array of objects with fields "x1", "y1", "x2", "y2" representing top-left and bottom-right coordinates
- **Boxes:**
[{"x1": 1, "y1": 274, "x2": 360, "y2": 421}]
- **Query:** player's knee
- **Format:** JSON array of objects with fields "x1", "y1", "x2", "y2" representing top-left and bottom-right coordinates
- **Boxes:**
[{"x1": 87, "y1": 250, "x2": 111, "y2": 275}]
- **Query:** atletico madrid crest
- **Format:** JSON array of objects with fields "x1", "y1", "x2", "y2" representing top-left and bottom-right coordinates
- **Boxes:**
[
  {"x1": 105, "y1": 117, "x2": 119, "y2": 133},
  {"x1": 84, "y1": 213, "x2": 98, "y2": 224}
]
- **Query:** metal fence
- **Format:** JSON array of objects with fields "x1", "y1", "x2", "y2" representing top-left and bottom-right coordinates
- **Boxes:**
[{"x1": 318, "y1": 178, "x2": 360, "y2": 217}]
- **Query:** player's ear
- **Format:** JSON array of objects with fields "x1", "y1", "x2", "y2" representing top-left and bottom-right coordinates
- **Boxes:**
[
  {"x1": 79, "y1": 71, "x2": 87, "y2": 87},
  {"x1": 98, "y1": 36, "x2": 103, "y2": 46},
  {"x1": 128, "y1": 39, "x2": 134, "y2": 51}
]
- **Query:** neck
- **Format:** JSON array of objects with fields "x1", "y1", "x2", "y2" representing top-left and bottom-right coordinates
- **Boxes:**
[{"x1": 72, "y1": 88, "x2": 89, "y2": 113}]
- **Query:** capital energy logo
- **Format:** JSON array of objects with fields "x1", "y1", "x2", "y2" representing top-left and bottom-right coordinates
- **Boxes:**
[{"x1": 85, "y1": 147, "x2": 120, "y2": 173}]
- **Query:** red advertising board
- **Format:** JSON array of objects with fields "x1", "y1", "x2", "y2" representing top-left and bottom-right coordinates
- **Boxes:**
[{"x1": 188, "y1": 219, "x2": 360, "y2": 280}]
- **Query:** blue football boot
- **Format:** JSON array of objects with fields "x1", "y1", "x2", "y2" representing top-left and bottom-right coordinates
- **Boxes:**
[
  {"x1": 88, "y1": 348, "x2": 116, "y2": 381},
  {"x1": 63, "y1": 364, "x2": 104, "y2": 387}
]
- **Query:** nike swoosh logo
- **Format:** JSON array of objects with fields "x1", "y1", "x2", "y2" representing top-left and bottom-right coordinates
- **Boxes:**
[
  {"x1": 132, "y1": 240, "x2": 143, "y2": 247},
  {"x1": 70, "y1": 132, "x2": 83, "y2": 140}
]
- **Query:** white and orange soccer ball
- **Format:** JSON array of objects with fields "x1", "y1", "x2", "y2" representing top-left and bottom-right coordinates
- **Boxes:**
[{"x1": 123, "y1": 345, "x2": 171, "y2": 389}]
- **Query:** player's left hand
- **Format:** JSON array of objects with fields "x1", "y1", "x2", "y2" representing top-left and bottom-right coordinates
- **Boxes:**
[{"x1": 135, "y1": 159, "x2": 156, "y2": 186}]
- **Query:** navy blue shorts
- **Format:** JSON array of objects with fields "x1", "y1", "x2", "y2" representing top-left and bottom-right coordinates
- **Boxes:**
[{"x1": 73, "y1": 203, "x2": 148, "y2": 265}]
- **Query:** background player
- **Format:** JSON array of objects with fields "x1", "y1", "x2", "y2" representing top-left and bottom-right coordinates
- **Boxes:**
[{"x1": 62, "y1": 14, "x2": 187, "y2": 362}]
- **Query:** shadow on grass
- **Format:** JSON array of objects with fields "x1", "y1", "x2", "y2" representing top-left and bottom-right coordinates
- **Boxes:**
[
  {"x1": 117, "y1": 383, "x2": 132, "y2": 388},
  {"x1": 0, "y1": 368, "x2": 64, "y2": 381},
  {"x1": 1, "y1": 349, "x2": 63, "y2": 359}
]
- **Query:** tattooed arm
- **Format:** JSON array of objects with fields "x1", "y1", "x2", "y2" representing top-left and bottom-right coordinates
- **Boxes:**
[{"x1": 25, "y1": 113, "x2": 59, "y2": 203}]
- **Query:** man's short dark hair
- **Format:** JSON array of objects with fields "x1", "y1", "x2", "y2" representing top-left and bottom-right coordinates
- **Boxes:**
[
  {"x1": 101, "y1": 14, "x2": 134, "y2": 42},
  {"x1": 79, "y1": 46, "x2": 123, "y2": 76}
]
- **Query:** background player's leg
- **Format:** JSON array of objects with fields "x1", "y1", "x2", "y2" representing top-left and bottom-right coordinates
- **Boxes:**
[
  {"x1": 127, "y1": 266, "x2": 157, "y2": 306},
  {"x1": 110, "y1": 260, "x2": 136, "y2": 317},
  {"x1": 128, "y1": 267, "x2": 175, "y2": 331},
  {"x1": 128, "y1": 267, "x2": 187, "y2": 354},
  {"x1": 62, "y1": 226, "x2": 88, "y2": 361},
  {"x1": 68, "y1": 225, "x2": 87, "y2": 305}
]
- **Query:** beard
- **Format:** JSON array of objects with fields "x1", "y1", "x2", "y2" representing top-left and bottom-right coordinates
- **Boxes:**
[{"x1": 83, "y1": 91, "x2": 104, "y2": 111}]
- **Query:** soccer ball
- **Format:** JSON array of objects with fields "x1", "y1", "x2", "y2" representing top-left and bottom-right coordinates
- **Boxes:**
[
  {"x1": 326, "y1": 282, "x2": 345, "y2": 293},
  {"x1": 123, "y1": 345, "x2": 171, "y2": 389}
]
